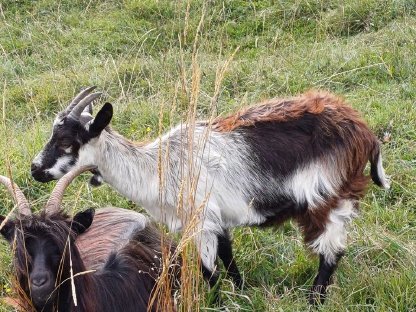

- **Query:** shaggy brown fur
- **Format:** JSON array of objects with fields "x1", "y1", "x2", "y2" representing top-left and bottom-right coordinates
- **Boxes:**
[
  {"x1": 213, "y1": 91, "x2": 351, "y2": 131},
  {"x1": 214, "y1": 90, "x2": 382, "y2": 248}
]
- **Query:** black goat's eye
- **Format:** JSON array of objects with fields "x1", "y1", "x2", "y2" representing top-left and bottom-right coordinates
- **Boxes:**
[{"x1": 51, "y1": 253, "x2": 63, "y2": 263}]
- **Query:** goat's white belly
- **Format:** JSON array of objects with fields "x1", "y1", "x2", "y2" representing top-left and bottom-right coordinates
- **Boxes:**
[
  {"x1": 214, "y1": 192, "x2": 266, "y2": 228},
  {"x1": 141, "y1": 203, "x2": 183, "y2": 232}
]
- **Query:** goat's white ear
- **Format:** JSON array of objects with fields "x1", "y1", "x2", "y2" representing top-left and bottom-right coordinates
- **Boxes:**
[
  {"x1": 89, "y1": 103, "x2": 113, "y2": 138},
  {"x1": 0, "y1": 216, "x2": 15, "y2": 242}
]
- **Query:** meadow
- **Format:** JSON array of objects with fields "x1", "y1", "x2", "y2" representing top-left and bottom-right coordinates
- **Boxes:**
[{"x1": 0, "y1": 0, "x2": 415, "y2": 311}]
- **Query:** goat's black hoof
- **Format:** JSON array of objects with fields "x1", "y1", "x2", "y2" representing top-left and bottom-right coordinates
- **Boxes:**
[
  {"x1": 308, "y1": 285, "x2": 326, "y2": 305},
  {"x1": 212, "y1": 290, "x2": 221, "y2": 306},
  {"x1": 206, "y1": 275, "x2": 222, "y2": 306},
  {"x1": 233, "y1": 275, "x2": 243, "y2": 290}
]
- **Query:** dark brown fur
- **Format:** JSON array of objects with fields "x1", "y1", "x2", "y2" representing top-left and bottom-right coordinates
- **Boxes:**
[
  {"x1": 76, "y1": 207, "x2": 150, "y2": 269},
  {"x1": 5, "y1": 209, "x2": 179, "y2": 312}
]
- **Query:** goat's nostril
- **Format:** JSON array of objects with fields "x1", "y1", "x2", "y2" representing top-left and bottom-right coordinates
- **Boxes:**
[
  {"x1": 32, "y1": 275, "x2": 48, "y2": 287},
  {"x1": 31, "y1": 163, "x2": 39, "y2": 172}
]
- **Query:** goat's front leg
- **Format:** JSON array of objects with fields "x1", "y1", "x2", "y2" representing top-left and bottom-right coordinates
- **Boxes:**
[
  {"x1": 217, "y1": 230, "x2": 242, "y2": 289},
  {"x1": 197, "y1": 229, "x2": 221, "y2": 302}
]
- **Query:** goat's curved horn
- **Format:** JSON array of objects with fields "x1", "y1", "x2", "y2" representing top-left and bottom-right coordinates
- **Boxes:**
[
  {"x1": 0, "y1": 176, "x2": 31, "y2": 216},
  {"x1": 44, "y1": 165, "x2": 97, "y2": 214},
  {"x1": 65, "y1": 86, "x2": 97, "y2": 114},
  {"x1": 68, "y1": 92, "x2": 102, "y2": 120}
]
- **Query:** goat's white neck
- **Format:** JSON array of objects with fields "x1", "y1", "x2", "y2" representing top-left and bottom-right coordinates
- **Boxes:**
[{"x1": 91, "y1": 130, "x2": 160, "y2": 210}]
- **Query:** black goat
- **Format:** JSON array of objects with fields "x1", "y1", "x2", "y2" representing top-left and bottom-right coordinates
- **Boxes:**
[{"x1": 0, "y1": 167, "x2": 179, "y2": 312}]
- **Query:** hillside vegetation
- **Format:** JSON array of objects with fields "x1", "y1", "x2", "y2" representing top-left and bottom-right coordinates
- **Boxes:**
[{"x1": 0, "y1": 0, "x2": 415, "y2": 311}]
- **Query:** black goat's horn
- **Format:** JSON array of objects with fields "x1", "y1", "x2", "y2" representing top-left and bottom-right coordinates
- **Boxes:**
[
  {"x1": 0, "y1": 176, "x2": 31, "y2": 216},
  {"x1": 44, "y1": 165, "x2": 97, "y2": 215}
]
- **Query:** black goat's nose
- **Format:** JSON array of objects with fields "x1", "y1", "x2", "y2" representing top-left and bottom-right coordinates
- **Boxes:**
[{"x1": 31, "y1": 275, "x2": 48, "y2": 287}]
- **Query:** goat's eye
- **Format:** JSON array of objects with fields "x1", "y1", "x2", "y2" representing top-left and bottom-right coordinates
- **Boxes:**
[
  {"x1": 51, "y1": 253, "x2": 63, "y2": 264},
  {"x1": 62, "y1": 146, "x2": 73, "y2": 154}
]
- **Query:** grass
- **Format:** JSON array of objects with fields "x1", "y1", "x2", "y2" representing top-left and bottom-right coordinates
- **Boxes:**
[{"x1": 0, "y1": 0, "x2": 415, "y2": 311}]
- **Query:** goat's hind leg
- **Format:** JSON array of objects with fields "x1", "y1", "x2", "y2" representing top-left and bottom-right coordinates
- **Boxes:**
[
  {"x1": 305, "y1": 199, "x2": 356, "y2": 304},
  {"x1": 217, "y1": 230, "x2": 242, "y2": 289},
  {"x1": 309, "y1": 252, "x2": 343, "y2": 304}
]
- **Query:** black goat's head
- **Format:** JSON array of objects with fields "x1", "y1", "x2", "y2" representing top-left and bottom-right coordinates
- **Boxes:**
[
  {"x1": 31, "y1": 86, "x2": 113, "y2": 184},
  {"x1": 0, "y1": 166, "x2": 95, "y2": 311}
]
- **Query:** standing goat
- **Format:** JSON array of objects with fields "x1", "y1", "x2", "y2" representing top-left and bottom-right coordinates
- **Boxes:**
[
  {"x1": 0, "y1": 166, "x2": 179, "y2": 312},
  {"x1": 31, "y1": 87, "x2": 389, "y2": 303}
]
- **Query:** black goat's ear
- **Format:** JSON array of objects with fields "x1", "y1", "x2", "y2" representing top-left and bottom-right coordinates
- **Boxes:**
[
  {"x1": 0, "y1": 216, "x2": 15, "y2": 243},
  {"x1": 89, "y1": 103, "x2": 113, "y2": 138},
  {"x1": 72, "y1": 208, "x2": 95, "y2": 235}
]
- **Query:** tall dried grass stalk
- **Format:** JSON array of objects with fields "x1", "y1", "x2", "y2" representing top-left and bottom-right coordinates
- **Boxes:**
[{"x1": 150, "y1": 2, "x2": 238, "y2": 310}]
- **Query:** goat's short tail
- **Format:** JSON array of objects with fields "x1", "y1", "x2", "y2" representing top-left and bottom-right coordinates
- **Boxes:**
[{"x1": 370, "y1": 143, "x2": 390, "y2": 189}]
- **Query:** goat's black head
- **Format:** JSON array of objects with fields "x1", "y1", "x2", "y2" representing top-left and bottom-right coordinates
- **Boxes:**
[
  {"x1": 31, "y1": 86, "x2": 113, "y2": 183},
  {"x1": 1, "y1": 210, "x2": 94, "y2": 310},
  {"x1": 0, "y1": 167, "x2": 95, "y2": 311}
]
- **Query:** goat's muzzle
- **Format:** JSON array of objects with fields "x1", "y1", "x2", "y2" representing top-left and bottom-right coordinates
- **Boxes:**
[
  {"x1": 30, "y1": 272, "x2": 55, "y2": 309},
  {"x1": 31, "y1": 164, "x2": 55, "y2": 183}
]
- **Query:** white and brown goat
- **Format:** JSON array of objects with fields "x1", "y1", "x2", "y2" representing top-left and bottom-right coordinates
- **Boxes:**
[{"x1": 31, "y1": 87, "x2": 389, "y2": 303}]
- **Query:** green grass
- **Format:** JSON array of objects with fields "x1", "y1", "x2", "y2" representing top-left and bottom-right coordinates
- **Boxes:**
[{"x1": 0, "y1": 0, "x2": 415, "y2": 311}]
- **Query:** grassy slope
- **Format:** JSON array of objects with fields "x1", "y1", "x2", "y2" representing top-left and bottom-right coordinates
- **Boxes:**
[{"x1": 0, "y1": 0, "x2": 415, "y2": 311}]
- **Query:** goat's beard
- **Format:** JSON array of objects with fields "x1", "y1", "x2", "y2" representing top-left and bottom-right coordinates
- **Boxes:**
[
  {"x1": 16, "y1": 276, "x2": 58, "y2": 312},
  {"x1": 32, "y1": 291, "x2": 57, "y2": 312}
]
